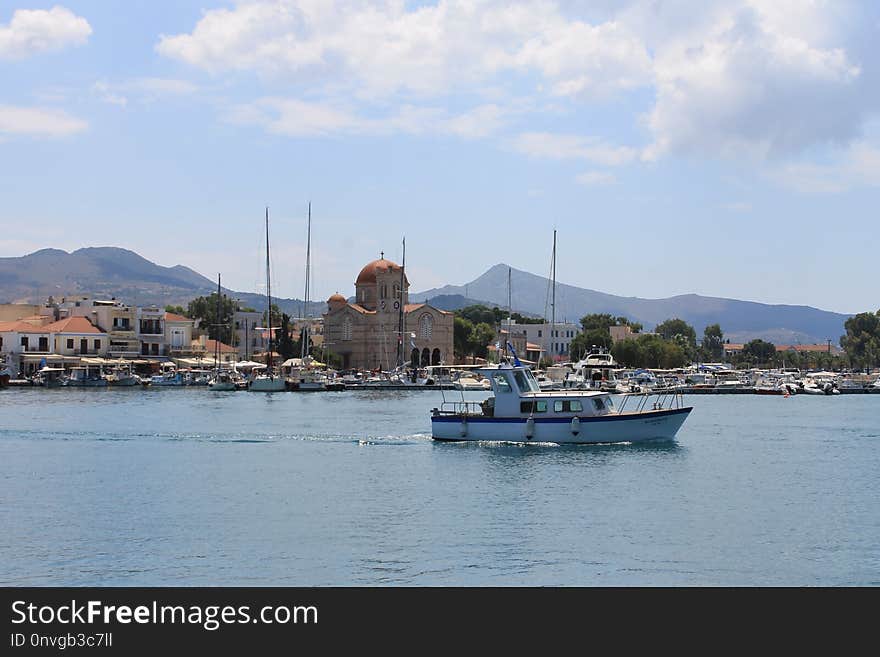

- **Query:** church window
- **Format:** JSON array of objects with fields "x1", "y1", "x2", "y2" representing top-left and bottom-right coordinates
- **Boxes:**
[
  {"x1": 419, "y1": 313, "x2": 433, "y2": 340},
  {"x1": 342, "y1": 316, "x2": 352, "y2": 341}
]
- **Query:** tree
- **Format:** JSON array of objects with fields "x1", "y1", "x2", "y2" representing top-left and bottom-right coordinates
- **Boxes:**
[
  {"x1": 701, "y1": 324, "x2": 724, "y2": 361},
  {"x1": 840, "y1": 310, "x2": 880, "y2": 371},
  {"x1": 611, "y1": 339, "x2": 642, "y2": 367},
  {"x1": 457, "y1": 305, "x2": 504, "y2": 326},
  {"x1": 469, "y1": 322, "x2": 497, "y2": 361},
  {"x1": 277, "y1": 313, "x2": 296, "y2": 360},
  {"x1": 655, "y1": 318, "x2": 697, "y2": 346},
  {"x1": 570, "y1": 328, "x2": 612, "y2": 359},
  {"x1": 164, "y1": 304, "x2": 186, "y2": 316},
  {"x1": 454, "y1": 316, "x2": 474, "y2": 359},
  {"x1": 186, "y1": 293, "x2": 238, "y2": 343},
  {"x1": 740, "y1": 339, "x2": 776, "y2": 367}
]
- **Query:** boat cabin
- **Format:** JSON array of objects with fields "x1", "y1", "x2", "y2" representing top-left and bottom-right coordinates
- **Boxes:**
[{"x1": 476, "y1": 364, "x2": 614, "y2": 419}]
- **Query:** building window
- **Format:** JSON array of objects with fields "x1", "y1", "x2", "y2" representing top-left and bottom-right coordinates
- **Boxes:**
[
  {"x1": 419, "y1": 313, "x2": 433, "y2": 340},
  {"x1": 39, "y1": 337, "x2": 48, "y2": 351},
  {"x1": 0, "y1": 336, "x2": 3, "y2": 348},
  {"x1": 380, "y1": 284, "x2": 388, "y2": 299},
  {"x1": 393, "y1": 284, "x2": 400, "y2": 299},
  {"x1": 94, "y1": 339, "x2": 101, "y2": 350},
  {"x1": 67, "y1": 338, "x2": 74, "y2": 349},
  {"x1": 342, "y1": 316, "x2": 352, "y2": 341},
  {"x1": 537, "y1": 330, "x2": 542, "y2": 337},
  {"x1": 152, "y1": 343, "x2": 159, "y2": 355},
  {"x1": 21, "y1": 336, "x2": 29, "y2": 349}
]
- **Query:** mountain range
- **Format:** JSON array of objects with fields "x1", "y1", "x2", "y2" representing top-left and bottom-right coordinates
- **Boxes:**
[
  {"x1": 412, "y1": 264, "x2": 851, "y2": 345},
  {"x1": 0, "y1": 247, "x2": 325, "y2": 317},
  {"x1": 0, "y1": 248, "x2": 850, "y2": 343}
]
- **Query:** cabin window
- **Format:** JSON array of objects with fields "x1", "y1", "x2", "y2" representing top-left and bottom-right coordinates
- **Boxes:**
[
  {"x1": 553, "y1": 400, "x2": 583, "y2": 413},
  {"x1": 520, "y1": 400, "x2": 548, "y2": 413},
  {"x1": 492, "y1": 373, "x2": 512, "y2": 392},
  {"x1": 592, "y1": 398, "x2": 606, "y2": 411},
  {"x1": 513, "y1": 370, "x2": 530, "y2": 393}
]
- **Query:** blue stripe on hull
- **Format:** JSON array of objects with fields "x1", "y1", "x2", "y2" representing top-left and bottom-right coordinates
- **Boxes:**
[{"x1": 431, "y1": 406, "x2": 692, "y2": 424}]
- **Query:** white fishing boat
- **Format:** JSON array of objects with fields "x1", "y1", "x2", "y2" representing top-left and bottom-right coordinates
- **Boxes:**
[
  {"x1": 431, "y1": 362, "x2": 692, "y2": 444},
  {"x1": 67, "y1": 365, "x2": 108, "y2": 387},
  {"x1": 150, "y1": 370, "x2": 185, "y2": 386},
  {"x1": 250, "y1": 207, "x2": 286, "y2": 392},
  {"x1": 35, "y1": 366, "x2": 66, "y2": 388},
  {"x1": 105, "y1": 361, "x2": 140, "y2": 386}
]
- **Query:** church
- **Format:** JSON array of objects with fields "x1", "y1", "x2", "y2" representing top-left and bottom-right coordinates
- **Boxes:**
[{"x1": 323, "y1": 254, "x2": 454, "y2": 371}]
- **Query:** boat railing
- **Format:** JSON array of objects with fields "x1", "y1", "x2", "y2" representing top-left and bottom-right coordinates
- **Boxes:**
[
  {"x1": 616, "y1": 388, "x2": 685, "y2": 413},
  {"x1": 433, "y1": 400, "x2": 485, "y2": 417}
]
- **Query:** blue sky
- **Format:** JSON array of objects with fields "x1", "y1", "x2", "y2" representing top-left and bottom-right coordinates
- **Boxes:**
[{"x1": 1, "y1": 1, "x2": 878, "y2": 314}]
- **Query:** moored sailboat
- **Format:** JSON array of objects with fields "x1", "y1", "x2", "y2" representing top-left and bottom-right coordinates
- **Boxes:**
[{"x1": 249, "y1": 207, "x2": 286, "y2": 392}]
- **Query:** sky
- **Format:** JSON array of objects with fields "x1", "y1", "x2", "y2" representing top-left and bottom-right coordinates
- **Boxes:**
[{"x1": 1, "y1": 0, "x2": 878, "y2": 314}]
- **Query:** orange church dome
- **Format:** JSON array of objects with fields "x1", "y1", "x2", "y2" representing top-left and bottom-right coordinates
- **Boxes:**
[
  {"x1": 356, "y1": 257, "x2": 407, "y2": 286},
  {"x1": 327, "y1": 292, "x2": 347, "y2": 304}
]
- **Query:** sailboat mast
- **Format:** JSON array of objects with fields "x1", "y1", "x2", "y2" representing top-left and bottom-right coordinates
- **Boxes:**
[
  {"x1": 265, "y1": 207, "x2": 272, "y2": 371},
  {"x1": 551, "y1": 229, "x2": 556, "y2": 363},
  {"x1": 398, "y1": 237, "x2": 406, "y2": 368},
  {"x1": 302, "y1": 202, "x2": 311, "y2": 360},
  {"x1": 216, "y1": 273, "x2": 221, "y2": 374}
]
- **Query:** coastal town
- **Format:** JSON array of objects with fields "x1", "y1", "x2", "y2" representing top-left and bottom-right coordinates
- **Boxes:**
[{"x1": 1, "y1": 254, "x2": 878, "y2": 394}]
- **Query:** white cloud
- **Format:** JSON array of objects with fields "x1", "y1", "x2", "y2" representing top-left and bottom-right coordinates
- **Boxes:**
[
  {"x1": 225, "y1": 97, "x2": 509, "y2": 139},
  {"x1": 0, "y1": 104, "x2": 87, "y2": 137},
  {"x1": 0, "y1": 6, "x2": 91, "y2": 59},
  {"x1": 768, "y1": 140, "x2": 880, "y2": 193},
  {"x1": 513, "y1": 132, "x2": 637, "y2": 166},
  {"x1": 156, "y1": 0, "x2": 651, "y2": 99},
  {"x1": 642, "y1": 1, "x2": 867, "y2": 160},
  {"x1": 156, "y1": 0, "x2": 880, "y2": 172},
  {"x1": 575, "y1": 170, "x2": 616, "y2": 186},
  {"x1": 93, "y1": 78, "x2": 200, "y2": 107}
]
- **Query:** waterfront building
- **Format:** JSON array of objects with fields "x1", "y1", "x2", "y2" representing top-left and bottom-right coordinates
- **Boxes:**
[
  {"x1": 0, "y1": 315, "x2": 105, "y2": 376},
  {"x1": 137, "y1": 306, "x2": 166, "y2": 358},
  {"x1": 323, "y1": 255, "x2": 453, "y2": 371},
  {"x1": 65, "y1": 298, "x2": 140, "y2": 358},
  {"x1": 233, "y1": 310, "x2": 267, "y2": 360},
  {"x1": 165, "y1": 312, "x2": 199, "y2": 359},
  {"x1": 507, "y1": 320, "x2": 581, "y2": 361}
]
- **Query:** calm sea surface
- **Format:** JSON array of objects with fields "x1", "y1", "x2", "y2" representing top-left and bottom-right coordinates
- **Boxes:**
[{"x1": 1, "y1": 387, "x2": 878, "y2": 586}]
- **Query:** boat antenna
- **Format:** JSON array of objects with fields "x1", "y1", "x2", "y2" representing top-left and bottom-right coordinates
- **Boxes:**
[{"x1": 506, "y1": 266, "x2": 512, "y2": 362}]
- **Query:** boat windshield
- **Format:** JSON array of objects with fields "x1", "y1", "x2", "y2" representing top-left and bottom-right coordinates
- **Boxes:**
[{"x1": 520, "y1": 369, "x2": 541, "y2": 393}]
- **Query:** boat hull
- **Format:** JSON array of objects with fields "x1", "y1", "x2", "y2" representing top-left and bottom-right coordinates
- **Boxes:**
[
  {"x1": 431, "y1": 407, "x2": 692, "y2": 444},
  {"x1": 248, "y1": 377, "x2": 286, "y2": 392}
]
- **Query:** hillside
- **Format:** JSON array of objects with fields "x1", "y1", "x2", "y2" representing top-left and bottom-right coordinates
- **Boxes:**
[
  {"x1": 0, "y1": 247, "x2": 323, "y2": 317},
  {"x1": 413, "y1": 264, "x2": 851, "y2": 344}
]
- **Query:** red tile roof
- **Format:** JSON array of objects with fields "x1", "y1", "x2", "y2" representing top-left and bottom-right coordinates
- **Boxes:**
[
  {"x1": 165, "y1": 312, "x2": 190, "y2": 322},
  {"x1": 42, "y1": 316, "x2": 104, "y2": 334},
  {"x1": 203, "y1": 338, "x2": 237, "y2": 353}
]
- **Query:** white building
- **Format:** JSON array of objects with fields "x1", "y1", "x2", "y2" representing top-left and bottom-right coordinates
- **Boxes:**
[{"x1": 506, "y1": 320, "x2": 580, "y2": 361}]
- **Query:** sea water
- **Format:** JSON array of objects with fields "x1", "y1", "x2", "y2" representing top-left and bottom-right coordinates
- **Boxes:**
[{"x1": 1, "y1": 387, "x2": 878, "y2": 585}]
